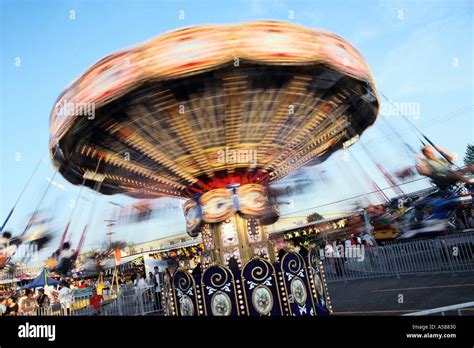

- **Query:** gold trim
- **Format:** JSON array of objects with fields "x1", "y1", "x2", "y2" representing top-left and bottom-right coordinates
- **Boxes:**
[
  {"x1": 200, "y1": 264, "x2": 240, "y2": 316},
  {"x1": 280, "y1": 251, "x2": 317, "y2": 315},
  {"x1": 241, "y1": 257, "x2": 283, "y2": 315}
]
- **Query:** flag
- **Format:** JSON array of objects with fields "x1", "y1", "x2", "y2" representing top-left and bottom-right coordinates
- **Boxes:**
[{"x1": 114, "y1": 248, "x2": 121, "y2": 266}]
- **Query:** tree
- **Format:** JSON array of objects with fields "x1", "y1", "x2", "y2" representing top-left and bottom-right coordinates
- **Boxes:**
[
  {"x1": 100, "y1": 240, "x2": 128, "y2": 252},
  {"x1": 464, "y1": 144, "x2": 474, "y2": 166},
  {"x1": 307, "y1": 212, "x2": 324, "y2": 223}
]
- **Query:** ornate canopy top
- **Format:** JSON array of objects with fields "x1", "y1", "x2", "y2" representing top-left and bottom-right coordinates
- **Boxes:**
[{"x1": 50, "y1": 21, "x2": 379, "y2": 198}]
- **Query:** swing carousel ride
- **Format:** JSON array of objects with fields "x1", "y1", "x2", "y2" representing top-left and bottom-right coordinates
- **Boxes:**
[{"x1": 49, "y1": 21, "x2": 379, "y2": 316}]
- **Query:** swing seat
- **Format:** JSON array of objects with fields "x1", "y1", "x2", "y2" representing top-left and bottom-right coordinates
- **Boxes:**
[
  {"x1": 54, "y1": 257, "x2": 73, "y2": 275},
  {"x1": 429, "y1": 172, "x2": 459, "y2": 191}
]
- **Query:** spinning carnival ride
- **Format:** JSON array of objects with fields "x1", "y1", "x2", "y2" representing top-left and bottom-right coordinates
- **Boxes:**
[{"x1": 49, "y1": 21, "x2": 379, "y2": 316}]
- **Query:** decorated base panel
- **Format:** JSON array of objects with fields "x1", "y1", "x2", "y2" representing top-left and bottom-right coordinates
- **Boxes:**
[{"x1": 169, "y1": 248, "x2": 332, "y2": 316}]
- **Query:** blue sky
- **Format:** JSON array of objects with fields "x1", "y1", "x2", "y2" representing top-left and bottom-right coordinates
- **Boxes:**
[{"x1": 1, "y1": 0, "x2": 473, "y2": 257}]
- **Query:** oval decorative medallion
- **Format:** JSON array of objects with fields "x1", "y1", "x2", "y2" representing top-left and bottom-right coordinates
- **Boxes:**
[
  {"x1": 252, "y1": 285, "x2": 274, "y2": 315},
  {"x1": 290, "y1": 277, "x2": 307, "y2": 305},
  {"x1": 314, "y1": 272, "x2": 324, "y2": 298},
  {"x1": 211, "y1": 291, "x2": 232, "y2": 316},
  {"x1": 179, "y1": 295, "x2": 194, "y2": 316}
]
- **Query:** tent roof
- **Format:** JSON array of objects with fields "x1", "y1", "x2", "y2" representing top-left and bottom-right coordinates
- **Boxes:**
[{"x1": 21, "y1": 269, "x2": 60, "y2": 289}]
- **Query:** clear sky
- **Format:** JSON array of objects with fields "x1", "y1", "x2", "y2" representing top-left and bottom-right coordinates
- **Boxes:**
[{"x1": 1, "y1": 0, "x2": 473, "y2": 260}]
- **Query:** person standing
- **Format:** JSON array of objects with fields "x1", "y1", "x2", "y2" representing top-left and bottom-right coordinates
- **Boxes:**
[
  {"x1": 133, "y1": 272, "x2": 146, "y2": 289},
  {"x1": 89, "y1": 287, "x2": 103, "y2": 315},
  {"x1": 0, "y1": 296, "x2": 7, "y2": 315},
  {"x1": 19, "y1": 289, "x2": 35, "y2": 316},
  {"x1": 132, "y1": 272, "x2": 147, "y2": 314},
  {"x1": 43, "y1": 285, "x2": 56, "y2": 305},
  {"x1": 5, "y1": 296, "x2": 19, "y2": 316},
  {"x1": 153, "y1": 266, "x2": 163, "y2": 311},
  {"x1": 344, "y1": 236, "x2": 353, "y2": 248},
  {"x1": 323, "y1": 240, "x2": 337, "y2": 275},
  {"x1": 17, "y1": 289, "x2": 26, "y2": 310},
  {"x1": 36, "y1": 288, "x2": 50, "y2": 313},
  {"x1": 147, "y1": 272, "x2": 156, "y2": 287},
  {"x1": 163, "y1": 269, "x2": 172, "y2": 288},
  {"x1": 58, "y1": 281, "x2": 73, "y2": 315}
]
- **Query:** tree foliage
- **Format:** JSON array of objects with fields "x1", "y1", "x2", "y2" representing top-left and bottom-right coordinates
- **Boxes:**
[
  {"x1": 307, "y1": 212, "x2": 324, "y2": 223},
  {"x1": 464, "y1": 144, "x2": 474, "y2": 166},
  {"x1": 100, "y1": 240, "x2": 128, "y2": 251}
]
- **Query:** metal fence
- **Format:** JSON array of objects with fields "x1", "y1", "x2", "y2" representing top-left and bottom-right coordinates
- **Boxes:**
[
  {"x1": 381, "y1": 230, "x2": 474, "y2": 245},
  {"x1": 28, "y1": 285, "x2": 163, "y2": 316},
  {"x1": 322, "y1": 234, "x2": 474, "y2": 282}
]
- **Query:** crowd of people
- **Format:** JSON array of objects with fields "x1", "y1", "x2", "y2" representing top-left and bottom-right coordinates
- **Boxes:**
[
  {"x1": 0, "y1": 266, "x2": 174, "y2": 316},
  {"x1": 0, "y1": 288, "x2": 49, "y2": 316}
]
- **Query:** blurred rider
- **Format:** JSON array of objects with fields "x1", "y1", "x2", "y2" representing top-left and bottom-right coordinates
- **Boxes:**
[{"x1": 417, "y1": 145, "x2": 473, "y2": 188}]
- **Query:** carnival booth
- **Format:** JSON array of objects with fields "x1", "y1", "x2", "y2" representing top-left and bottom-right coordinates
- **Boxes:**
[
  {"x1": 117, "y1": 255, "x2": 145, "y2": 275},
  {"x1": 101, "y1": 255, "x2": 146, "y2": 284},
  {"x1": 118, "y1": 256, "x2": 145, "y2": 283},
  {"x1": 149, "y1": 243, "x2": 204, "y2": 271},
  {"x1": 274, "y1": 214, "x2": 363, "y2": 247}
]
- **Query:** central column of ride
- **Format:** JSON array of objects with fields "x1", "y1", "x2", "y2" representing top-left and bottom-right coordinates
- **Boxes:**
[{"x1": 183, "y1": 183, "x2": 279, "y2": 268}]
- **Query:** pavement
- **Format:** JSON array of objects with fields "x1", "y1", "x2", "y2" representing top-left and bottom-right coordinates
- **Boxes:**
[{"x1": 327, "y1": 271, "x2": 474, "y2": 315}]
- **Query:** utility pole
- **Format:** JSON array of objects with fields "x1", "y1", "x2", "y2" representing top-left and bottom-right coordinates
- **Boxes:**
[{"x1": 104, "y1": 219, "x2": 116, "y2": 249}]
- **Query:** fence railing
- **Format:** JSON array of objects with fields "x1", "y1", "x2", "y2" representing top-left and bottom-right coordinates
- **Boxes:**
[
  {"x1": 28, "y1": 285, "x2": 163, "y2": 316},
  {"x1": 322, "y1": 234, "x2": 474, "y2": 282},
  {"x1": 101, "y1": 285, "x2": 162, "y2": 316},
  {"x1": 381, "y1": 230, "x2": 474, "y2": 245}
]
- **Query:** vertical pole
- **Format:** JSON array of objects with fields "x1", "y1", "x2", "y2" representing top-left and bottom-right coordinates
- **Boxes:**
[
  {"x1": 442, "y1": 241, "x2": 456, "y2": 275},
  {"x1": 390, "y1": 246, "x2": 400, "y2": 279},
  {"x1": 235, "y1": 214, "x2": 252, "y2": 264}
]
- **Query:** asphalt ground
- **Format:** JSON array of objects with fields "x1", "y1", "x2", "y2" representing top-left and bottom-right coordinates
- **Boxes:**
[{"x1": 327, "y1": 271, "x2": 474, "y2": 315}]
